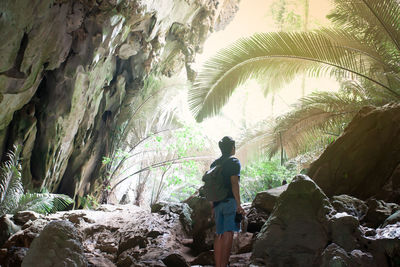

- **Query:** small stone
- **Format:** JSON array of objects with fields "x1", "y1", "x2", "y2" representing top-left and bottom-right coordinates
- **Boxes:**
[{"x1": 162, "y1": 253, "x2": 189, "y2": 267}]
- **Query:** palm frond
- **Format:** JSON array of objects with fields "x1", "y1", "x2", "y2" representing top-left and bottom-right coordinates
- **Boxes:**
[
  {"x1": 328, "y1": 0, "x2": 400, "y2": 54},
  {"x1": 235, "y1": 119, "x2": 276, "y2": 164},
  {"x1": 189, "y1": 30, "x2": 400, "y2": 122},
  {"x1": 16, "y1": 193, "x2": 73, "y2": 214},
  {"x1": 267, "y1": 90, "x2": 377, "y2": 158},
  {"x1": 0, "y1": 146, "x2": 24, "y2": 215}
]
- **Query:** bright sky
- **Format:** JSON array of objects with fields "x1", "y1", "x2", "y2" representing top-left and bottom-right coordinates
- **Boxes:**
[{"x1": 192, "y1": 0, "x2": 338, "y2": 141}]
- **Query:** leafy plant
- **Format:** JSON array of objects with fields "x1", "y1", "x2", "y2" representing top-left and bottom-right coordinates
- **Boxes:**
[
  {"x1": 240, "y1": 157, "x2": 296, "y2": 203},
  {"x1": 100, "y1": 74, "x2": 214, "y2": 205},
  {"x1": 79, "y1": 195, "x2": 99, "y2": 210},
  {"x1": 0, "y1": 146, "x2": 73, "y2": 215}
]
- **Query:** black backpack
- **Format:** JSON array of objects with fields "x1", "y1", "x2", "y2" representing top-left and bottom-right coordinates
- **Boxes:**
[{"x1": 201, "y1": 157, "x2": 232, "y2": 202}]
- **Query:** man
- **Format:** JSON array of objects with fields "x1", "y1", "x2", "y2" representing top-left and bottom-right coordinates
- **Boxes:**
[{"x1": 211, "y1": 136, "x2": 245, "y2": 267}]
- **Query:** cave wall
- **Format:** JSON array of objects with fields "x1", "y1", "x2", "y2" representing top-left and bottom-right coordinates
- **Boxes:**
[{"x1": 0, "y1": 0, "x2": 239, "y2": 198}]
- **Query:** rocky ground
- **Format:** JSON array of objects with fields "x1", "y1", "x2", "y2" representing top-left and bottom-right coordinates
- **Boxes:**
[
  {"x1": 0, "y1": 202, "x2": 252, "y2": 267},
  {"x1": 1, "y1": 174, "x2": 400, "y2": 266}
]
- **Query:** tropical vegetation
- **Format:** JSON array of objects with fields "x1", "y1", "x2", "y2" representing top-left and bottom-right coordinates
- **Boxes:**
[
  {"x1": 99, "y1": 75, "x2": 215, "y2": 206},
  {"x1": 189, "y1": 0, "x2": 400, "y2": 160},
  {"x1": 240, "y1": 158, "x2": 296, "y2": 202},
  {"x1": 0, "y1": 146, "x2": 73, "y2": 215}
]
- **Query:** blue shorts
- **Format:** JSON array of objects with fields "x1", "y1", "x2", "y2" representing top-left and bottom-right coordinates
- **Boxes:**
[{"x1": 214, "y1": 198, "x2": 240, "y2": 234}]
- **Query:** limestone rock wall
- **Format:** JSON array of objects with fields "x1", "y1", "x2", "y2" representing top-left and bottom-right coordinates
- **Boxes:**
[{"x1": 0, "y1": 0, "x2": 239, "y2": 198}]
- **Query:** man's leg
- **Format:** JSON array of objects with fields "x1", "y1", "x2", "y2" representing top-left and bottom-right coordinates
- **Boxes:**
[
  {"x1": 221, "y1": 231, "x2": 234, "y2": 266},
  {"x1": 214, "y1": 234, "x2": 223, "y2": 267}
]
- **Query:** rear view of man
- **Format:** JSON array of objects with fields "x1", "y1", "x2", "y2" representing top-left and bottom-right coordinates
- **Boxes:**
[{"x1": 211, "y1": 136, "x2": 244, "y2": 267}]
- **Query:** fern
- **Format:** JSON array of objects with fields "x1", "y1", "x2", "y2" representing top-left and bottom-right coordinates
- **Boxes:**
[
  {"x1": 15, "y1": 193, "x2": 73, "y2": 214},
  {"x1": 0, "y1": 146, "x2": 24, "y2": 215},
  {"x1": 0, "y1": 146, "x2": 74, "y2": 215}
]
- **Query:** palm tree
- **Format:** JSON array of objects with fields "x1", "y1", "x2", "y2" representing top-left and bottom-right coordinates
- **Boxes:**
[
  {"x1": 189, "y1": 0, "x2": 400, "y2": 120},
  {"x1": 100, "y1": 75, "x2": 214, "y2": 204},
  {"x1": 189, "y1": 0, "x2": 400, "y2": 159}
]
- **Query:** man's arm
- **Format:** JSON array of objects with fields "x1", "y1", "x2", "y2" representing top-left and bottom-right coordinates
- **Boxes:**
[{"x1": 231, "y1": 175, "x2": 244, "y2": 214}]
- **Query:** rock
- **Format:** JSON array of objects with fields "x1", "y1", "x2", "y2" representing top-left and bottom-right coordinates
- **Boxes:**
[
  {"x1": 321, "y1": 243, "x2": 351, "y2": 267},
  {"x1": 229, "y1": 252, "x2": 252, "y2": 267},
  {"x1": 321, "y1": 243, "x2": 376, "y2": 267},
  {"x1": 185, "y1": 196, "x2": 214, "y2": 253},
  {"x1": 13, "y1": 211, "x2": 40, "y2": 225},
  {"x1": 246, "y1": 186, "x2": 288, "y2": 233},
  {"x1": 252, "y1": 184, "x2": 288, "y2": 213},
  {"x1": 151, "y1": 201, "x2": 192, "y2": 234},
  {"x1": 0, "y1": 215, "x2": 21, "y2": 247},
  {"x1": 86, "y1": 254, "x2": 116, "y2": 267},
  {"x1": 245, "y1": 206, "x2": 269, "y2": 233},
  {"x1": 330, "y1": 194, "x2": 368, "y2": 221},
  {"x1": 252, "y1": 174, "x2": 334, "y2": 266},
  {"x1": 308, "y1": 104, "x2": 400, "y2": 202},
  {"x1": 63, "y1": 211, "x2": 95, "y2": 224},
  {"x1": 162, "y1": 253, "x2": 189, "y2": 267},
  {"x1": 349, "y1": 249, "x2": 376, "y2": 267},
  {"x1": 329, "y1": 212, "x2": 360, "y2": 251},
  {"x1": 21, "y1": 220, "x2": 87, "y2": 267},
  {"x1": 232, "y1": 232, "x2": 254, "y2": 254},
  {"x1": 190, "y1": 250, "x2": 214, "y2": 266},
  {"x1": 0, "y1": 246, "x2": 28, "y2": 267},
  {"x1": 362, "y1": 198, "x2": 399, "y2": 228},
  {"x1": 132, "y1": 260, "x2": 166, "y2": 267},
  {"x1": 382, "y1": 210, "x2": 400, "y2": 227},
  {"x1": 118, "y1": 235, "x2": 148, "y2": 255},
  {"x1": 364, "y1": 222, "x2": 400, "y2": 266},
  {"x1": 3, "y1": 218, "x2": 49, "y2": 249}
]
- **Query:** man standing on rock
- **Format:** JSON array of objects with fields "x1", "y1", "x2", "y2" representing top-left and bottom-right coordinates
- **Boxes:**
[{"x1": 211, "y1": 136, "x2": 245, "y2": 267}]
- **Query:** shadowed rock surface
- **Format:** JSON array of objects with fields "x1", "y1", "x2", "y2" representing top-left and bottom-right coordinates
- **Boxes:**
[
  {"x1": 0, "y1": 184, "x2": 398, "y2": 266},
  {"x1": 308, "y1": 104, "x2": 400, "y2": 202},
  {"x1": 252, "y1": 175, "x2": 334, "y2": 266},
  {"x1": 0, "y1": 0, "x2": 240, "y2": 201},
  {"x1": 21, "y1": 220, "x2": 87, "y2": 267}
]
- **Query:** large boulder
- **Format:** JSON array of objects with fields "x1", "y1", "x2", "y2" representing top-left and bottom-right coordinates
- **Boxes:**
[
  {"x1": 251, "y1": 174, "x2": 400, "y2": 266},
  {"x1": 184, "y1": 196, "x2": 214, "y2": 253},
  {"x1": 247, "y1": 185, "x2": 288, "y2": 233},
  {"x1": 21, "y1": 220, "x2": 87, "y2": 267},
  {"x1": 308, "y1": 104, "x2": 400, "y2": 202},
  {"x1": 252, "y1": 184, "x2": 288, "y2": 213},
  {"x1": 251, "y1": 175, "x2": 334, "y2": 266}
]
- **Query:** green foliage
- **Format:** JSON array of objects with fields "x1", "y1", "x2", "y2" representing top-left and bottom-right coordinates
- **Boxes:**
[
  {"x1": 189, "y1": 28, "x2": 400, "y2": 122},
  {"x1": 0, "y1": 146, "x2": 24, "y2": 215},
  {"x1": 150, "y1": 124, "x2": 207, "y2": 204},
  {"x1": 0, "y1": 146, "x2": 73, "y2": 215},
  {"x1": 79, "y1": 195, "x2": 99, "y2": 210},
  {"x1": 188, "y1": 0, "x2": 400, "y2": 162},
  {"x1": 270, "y1": 0, "x2": 302, "y2": 31},
  {"x1": 15, "y1": 191, "x2": 73, "y2": 214},
  {"x1": 101, "y1": 74, "x2": 213, "y2": 205},
  {"x1": 240, "y1": 158, "x2": 297, "y2": 203}
]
